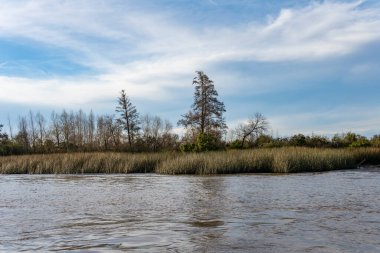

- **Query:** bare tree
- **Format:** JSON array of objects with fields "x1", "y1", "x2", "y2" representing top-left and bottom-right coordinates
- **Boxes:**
[
  {"x1": 74, "y1": 110, "x2": 86, "y2": 147},
  {"x1": 60, "y1": 110, "x2": 71, "y2": 151},
  {"x1": 7, "y1": 115, "x2": 13, "y2": 139},
  {"x1": 116, "y1": 90, "x2": 140, "y2": 150},
  {"x1": 236, "y1": 113, "x2": 269, "y2": 148},
  {"x1": 35, "y1": 112, "x2": 46, "y2": 148},
  {"x1": 28, "y1": 111, "x2": 38, "y2": 151},
  {"x1": 97, "y1": 115, "x2": 108, "y2": 150},
  {"x1": 178, "y1": 71, "x2": 227, "y2": 140},
  {"x1": 16, "y1": 116, "x2": 29, "y2": 151},
  {"x1": 96, "y1": 115, "x2": 121, "y2": 150},
  {"x1": 50, "y1": 111, "x2": 61, "y2": 148},
  {"x1": 88, "y1": 110, "x2": 95, "y2": 147},
  {"x1": 161, "y1": 120, "x2": 178, "y2": 150},
  {"x1": 141, "y1": 114, "x2": 170, "y2": 151}
]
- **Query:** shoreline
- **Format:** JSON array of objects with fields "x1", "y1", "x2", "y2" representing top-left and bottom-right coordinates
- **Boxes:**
[{"x1": 1, "y1": 147, "x2": 380, "y2": 175}]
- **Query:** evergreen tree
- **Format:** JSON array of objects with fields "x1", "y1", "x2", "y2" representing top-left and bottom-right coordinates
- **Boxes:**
[
  {"x1": 178, "y1": 71, "x2": 227, "y2": 142},
  {"x1": 116, "y1": 90, "x2": 140, "y2": 149}
]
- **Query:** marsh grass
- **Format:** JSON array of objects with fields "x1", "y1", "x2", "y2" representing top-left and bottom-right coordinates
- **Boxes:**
[
  {"x1": 0, "y1": 152, "x2": 170, "y2": 174},
  {"x1": 156, "y1": 148, "x2": 361, "y2": 174},
  {"x1": 0, "y1": 148, "x2": 379, "y2": 174}
]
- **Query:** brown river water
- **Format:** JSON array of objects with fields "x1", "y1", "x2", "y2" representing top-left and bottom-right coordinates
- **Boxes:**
[{"x1": 1, "y1": 168, "x2": 380, "y2": 252}]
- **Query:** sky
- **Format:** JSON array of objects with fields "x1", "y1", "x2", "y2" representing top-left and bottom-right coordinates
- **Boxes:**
[{"x1": 0, "y1": 0, "x2": 380, "y2": 137}]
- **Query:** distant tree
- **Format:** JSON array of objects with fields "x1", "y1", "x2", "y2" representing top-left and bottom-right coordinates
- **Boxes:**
[
  {"x1": 178, "y1": 71, "x2": 227, "y2": 145},
  {"x1": 15, "y1": 116, "x2": 29, "y2": 151},
  {"x1": 235, "y1": 113, "x2": 269, "y2": 148},
  {"x1": 349, "y1": 134, "x2": 370, "y2": 148},
  {"x1": 7, "y1": 115, "x2": 13, "y2": 139},
  {"x1": 50, "y1": 111, "x2": 62, "y2": 148},
  {"x1": 35, "y1": 112, "x2": 46, "y2": 148},
  {"x1": 116, "y1": 90, "x2": 140, "y2": 150},
  {"x1": 60, "y1": 110, "x2": 71, "y2": 151},
  {"x1": 307, "y1": 135, "x2": 330, "y2": 148},
  {"x1": 332, "y1": 132, "x2": 370, "y2": 148},
  {"x1": 0, "y1": 124, "x2": 23, "y2": 156},
  {"x1": 87, "y1": 110, "x2": 95, "y2": 147},
  {"x1": 96, "y1": 115, "x2": 121, "y2": 150},
  {"x1": 289, "y1": 134, "x2": 307, "y2": 147},
  {"x1": 140, "y1": 114, "x2": 178, "y2": 151},
  {"x1": 371, "y1": 135, "x2": 380, "y2": 147},
  {"x1": 28, "y1": 110, "x2": 38, "y2": 151},
  {"x1": 0, "y1": 124, "x2": 8, "y2": 143},
  {"x1": 254, "y1": 134, "x2": 274, "y2": 148}
]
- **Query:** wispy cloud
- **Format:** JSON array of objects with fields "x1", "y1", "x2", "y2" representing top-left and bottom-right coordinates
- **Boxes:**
[{"x1": 0, "y1": 0, "x2": 380, "y2": 135}]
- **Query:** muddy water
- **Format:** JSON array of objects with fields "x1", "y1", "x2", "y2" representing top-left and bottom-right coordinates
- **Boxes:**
[{"x1": 1, "y1": 168, "x2": 380, "y2": 252}]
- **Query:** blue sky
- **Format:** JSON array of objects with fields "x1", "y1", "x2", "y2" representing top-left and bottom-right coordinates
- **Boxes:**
[{"x1": 1, "y1": 0, "x2": 380, "y2": 137}]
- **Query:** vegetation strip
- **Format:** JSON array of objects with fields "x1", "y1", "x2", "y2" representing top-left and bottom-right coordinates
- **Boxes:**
[{"x1": 1, "y1": 148, "x2": 379, "y2": 175}]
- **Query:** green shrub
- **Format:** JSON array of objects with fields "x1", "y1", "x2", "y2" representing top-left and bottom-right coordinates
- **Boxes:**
[{"x1": 195, "y1": 133, "x2": 219, "y2": 151}]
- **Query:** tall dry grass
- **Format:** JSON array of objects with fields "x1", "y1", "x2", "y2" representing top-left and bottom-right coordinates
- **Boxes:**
[
  {"x1": 0, "y1": 152, "x2": 171, "y2": 174},
  {"x1": 156, "y1": 148, "x2": 361, "y2": 174},
  {"x1": 0, "y1": 148, "x2": 379, "y2": 174}
]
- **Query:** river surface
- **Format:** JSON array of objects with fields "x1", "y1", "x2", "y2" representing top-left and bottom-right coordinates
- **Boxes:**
[{"x1": 1, "y1": 168, "x2": 380, "y2": 252}]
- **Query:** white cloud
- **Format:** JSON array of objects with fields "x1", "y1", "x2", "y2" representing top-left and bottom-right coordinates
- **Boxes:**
[{"x1": 1, "y1": 0, "x2": 380, "y2": 135}]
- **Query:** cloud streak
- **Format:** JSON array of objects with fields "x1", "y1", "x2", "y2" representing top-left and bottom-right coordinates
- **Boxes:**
[{"x1": 1, "y1": 0, "x2": 380, "y2": 135}]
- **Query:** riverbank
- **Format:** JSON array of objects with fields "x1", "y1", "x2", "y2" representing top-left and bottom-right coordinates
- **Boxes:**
[{"x1": 1, "y1": 148, "x2": 379, "y2": 174}]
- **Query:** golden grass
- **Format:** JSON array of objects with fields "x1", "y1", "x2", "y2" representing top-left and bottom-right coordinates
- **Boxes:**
[
  {"x1": 0, "y1": 152, "x2": 170, "y2": 174},
  {"x1": 156, "y1": 148, "x2": 361, "y2": 174},
  {"x1": 0, "y1": 148, "x2": 379, "y2": 174}
]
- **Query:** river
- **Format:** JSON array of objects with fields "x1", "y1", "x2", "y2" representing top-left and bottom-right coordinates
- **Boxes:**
[{"x1": 1, "y1": 168, "x2": 380, "y2": 252}]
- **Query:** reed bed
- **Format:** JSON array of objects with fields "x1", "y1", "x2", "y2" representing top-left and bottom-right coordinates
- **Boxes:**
[
  {"x1": 0, "y1": 152, "x2": 170, "y2": 174},
  {"x1": 156, "y1": 148, "x2": 360, "y2": 174},
  {"x1": 0, "y1": 148, "x2": 379, "y2": 174}
]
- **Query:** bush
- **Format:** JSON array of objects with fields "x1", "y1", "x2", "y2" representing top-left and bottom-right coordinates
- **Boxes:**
[
  {"x1": 195, "y1": 133, "x2": 219, "y2": 151},
  {"x1": 179, "y1": 143, "x2": 197, "y2": 152},
  {"x1": 228, "y1": 140, "x2": 244, "y2": 149}
]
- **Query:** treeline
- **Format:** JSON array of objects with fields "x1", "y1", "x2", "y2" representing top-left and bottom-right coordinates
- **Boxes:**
[
  {"x1": 1, "y1": 114, "x2": 380, "y2": 156},
  {"x1": 228, "y1": 132, "x2": 380, "y2": 149},
  {"x1": 0, "y1": 110, "x2": 179, "y2": 155},
  {"x1": 1, "y1": 71, "x2": 379, "y2": 156}
]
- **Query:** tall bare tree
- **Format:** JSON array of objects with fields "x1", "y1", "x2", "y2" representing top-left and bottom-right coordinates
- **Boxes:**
[
  {"x1": 35, "y1": 112, "x2": 46, "y2": 148},
  {"x1": 50, "y1": 111, "x2": 61, "y2": 148},
  {"x1": 28, "y1": 110, "x2": 38, "y2": 151},
  {"x1": 7, "y1": 115, "x2": 13, "y2": 139},
  {"x1": 88, "y1": 110, "x2": 95, "y2": 147},
  {"x1": 178, "y1": 71, "x2": 227, "y2": 140},
  {"x1": 60, "y1": 110, "x2": 71, "y2": 151},
  {"x1": 116, "y1": 90, "x2": 140, "y2": 150},
  {"x1": 16, "y1": 116, "x2": 29, "y2": 151}
]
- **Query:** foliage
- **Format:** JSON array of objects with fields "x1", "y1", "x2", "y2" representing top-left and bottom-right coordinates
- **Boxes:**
[
  {"x1": 179, "y1": 143, "x2": 197, "y2": 153},
  {"x1": 0, "y1": 124, "x2": 8, "y2": 142},
  {"x1": 195, "y1": 133, "x2": 219, "y2": 152},
  {"x1": 254, "y1": 134, "x2": 274, "y2": 147},
  {"x1": 370, "y1": 135, "x2": 380, "y2": 147},
  {"x1": 228, "y1": 140, "x2": 244, "y2": 149},
  {"x1": 332, "y1": 132, "x2": 370, "y2": 148},
  {"x1": 289, "y1": 134, "x2": 307, "y2": 146}
]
